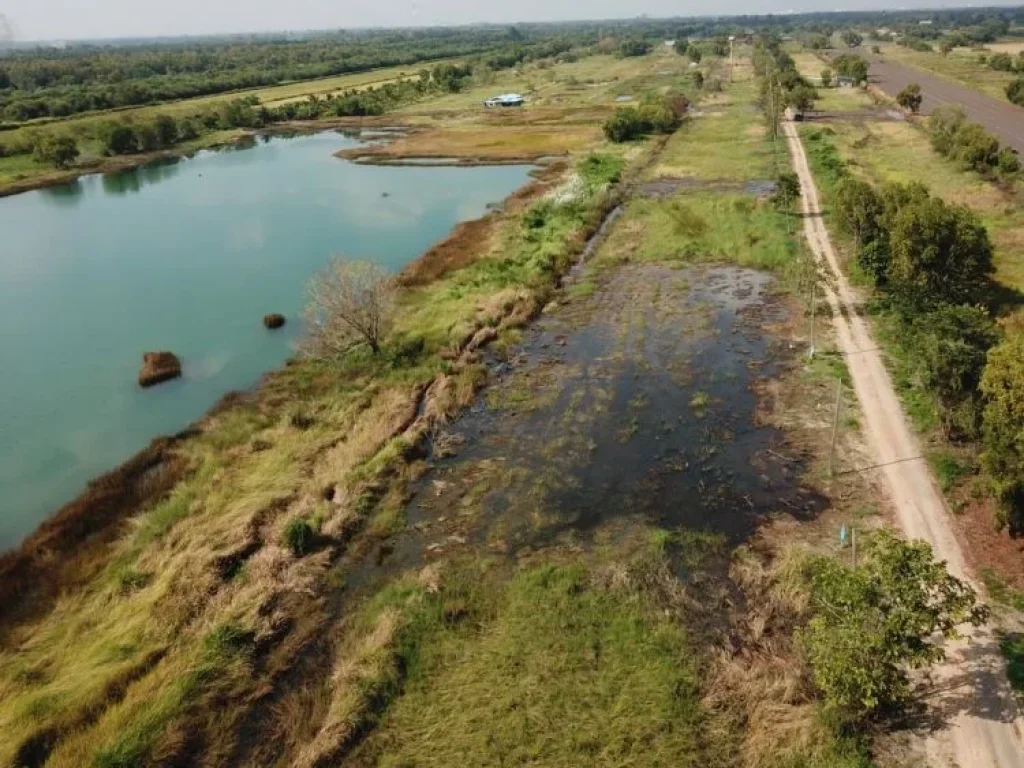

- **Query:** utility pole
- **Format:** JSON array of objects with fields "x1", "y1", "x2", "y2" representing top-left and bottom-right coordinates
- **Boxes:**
[
  {"x1": 808, "y1": 277, "x2": 816, "y2": 360},
  {"x1": 729, "y1": 35, "x2": 735, "y2": 82},
  {"x1": 828, "y1": 379, "x2": 842, "y2": 477}
]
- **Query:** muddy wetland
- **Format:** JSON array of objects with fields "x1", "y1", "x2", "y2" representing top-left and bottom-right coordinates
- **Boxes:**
[{"x1": 346, "y1": 263, "x2": 825, "y2": 592}]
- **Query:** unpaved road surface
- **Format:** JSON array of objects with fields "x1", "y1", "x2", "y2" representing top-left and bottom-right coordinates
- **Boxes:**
[
  {"x1": 785, "y1": 119, "x2": 1024, "y2": 768},
  {"x1": 868, "y1": 56, "x2": 1024, "y2": 154}
]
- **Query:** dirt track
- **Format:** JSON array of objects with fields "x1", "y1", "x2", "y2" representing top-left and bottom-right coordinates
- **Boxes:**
[
  {"x1": 868, "y1": 56, "x2": 1024, "y2": 154},
  {"x1": 784, "y1": 119, "x2": 1024, "y2": 768}
]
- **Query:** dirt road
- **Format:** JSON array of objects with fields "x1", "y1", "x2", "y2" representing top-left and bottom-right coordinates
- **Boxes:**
[
  {"x1": 868, "y1": 56, "x2": 1024, "y2": 154},
  {"x1": 784, "y1": 119, "x2": 1024, "y2": 768}
]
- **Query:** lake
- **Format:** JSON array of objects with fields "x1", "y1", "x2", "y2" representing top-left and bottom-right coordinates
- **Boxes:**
[{"x1": 0, "y1": 132, "x2": 533, "y2": 549}]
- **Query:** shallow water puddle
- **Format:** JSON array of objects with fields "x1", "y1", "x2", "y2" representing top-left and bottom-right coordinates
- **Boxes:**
[{"x1": 359, "y1": 265, "x2": 825, "y2": 579}]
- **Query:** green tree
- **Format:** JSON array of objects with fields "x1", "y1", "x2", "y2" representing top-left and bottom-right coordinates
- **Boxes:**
[
  {"x1": 32, "y1": 134, "x2": 80, "y2": 169},
  {"x1": 833, "y1": 54, "x2": 869, "y2": 84},
  {"x1": 691, "y1": 71, "x2": 704, "y2": 90},
  {"x1": 887, "y1": 194, "x2": 994, "y2": 305},
  {"x1": 688, "y1": 47, "x2": 702, "y2": 64},
  {"x1": 153, "y1": 114, "x2": 178, "y2": 147},
  {"x1": 1007, "y1": 78, "x2": 1024, "y2": 107},
  {"x1": 800, "y1": 530, "x2": 986, "y2": 725},
  {"x1": 772, "y1": 172, "x2": 800, "y2": 211},
  {"x1": 840, "y1": 30, "x2": 863, "y2": 48},
  {"x1": 996, "y1": 147, "x2": 1021, "y2": 177},
  {"x1": 673, "y1": 39, "x2": 689, "y2": 57},
  {"x1": 911, "y1": 303, "x2": 998, "y2": 439},
  {"x1": 928, "y1": 105, "x2": 967, "y2": 155},
  {"x1": 619, "y1": 39, "x2": 651, "y2": 58},
  {"x1": 820, "y1": 67, "x2": 833, "y2": 88},
  {"x1": 980, "y1": 334, "x2": 1024, "y2": 534},
  {"x1": 786, "y1": 83, "x2": 817, "y2": 112},
  {"x1": 896, "y1": 83, "x2": 923, "y2": 113},
  {"x1": 99, "y1": 121, "x2": 139, "y2": 155},
  {"x1": 951, "y1": 122, "x2": 1000, "y2": 174},
  {"x1": 834, "y1": 178, "x2": 886, "y2": 280}
]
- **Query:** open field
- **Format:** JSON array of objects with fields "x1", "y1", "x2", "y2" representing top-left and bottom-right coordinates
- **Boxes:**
[{"x1": 876, "y1": 42, "x2": 1018, "y2": 103}]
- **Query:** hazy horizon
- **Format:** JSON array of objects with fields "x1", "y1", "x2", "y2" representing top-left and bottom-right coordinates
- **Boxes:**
[{"x1": 1, "y1": 1, "x2": 1021, "y2": 44}]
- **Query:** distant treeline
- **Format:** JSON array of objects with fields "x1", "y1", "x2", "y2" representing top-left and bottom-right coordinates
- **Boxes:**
[
  {"x1": 9, "y1": 46, "x2": 579, "y2": 168},
  {"x1": 0, "y1": 29, "x2": 578, "y2": 122}
]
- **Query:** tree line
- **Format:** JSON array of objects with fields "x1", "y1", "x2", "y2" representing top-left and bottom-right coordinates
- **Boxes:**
[
  {"x1": 0, "y1": 30, "x2": 577, "y2": 123},
  {"x1": 11, "y1": 43, "x2": 577, "y2": 168},
  {"x1": 928, "y1": 105, "x2": 1020, "y2": 180},
  {"x1": 812, "y1": 130, "x2": 1022, "y2": 532}
]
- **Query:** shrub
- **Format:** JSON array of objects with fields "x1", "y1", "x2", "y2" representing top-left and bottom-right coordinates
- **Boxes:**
[
  {"x1": 833, "y1": 178, "x2": 886, "y2": 279},
  {"x1": 32, "y1": 134, "x2": 79, "y2": 168},
  {"x1": 618, "y1": 39, "x2": 651, "y2": 58},
  {"x1": 820, "y1": 68, "x2": 833, "y2": 88},
  {"x1": 988, "y1": 52, "x2": 1015, "y2": 71},
  {"x1": 772, "y1": 172, "x2": 801, "y2": 211},
  {"x1": 886, "y1": 193, "x2": 993, "y2": 306},
  {"x1": 1007, "y1": 78, "x2": 1024, "y2": 107},
  {"x1": 283, "y1": 518, "x2": 315, "y2": 556},
  {"x1": 980, "y1": 334, "x2": 1024, "y2": 534},
  {"x1": 997, "y1": 147, "x2": 1021, "y2": 177},
  {"x1": 799, "y1": 530, "x2": 987, "y2": 726},
  {"x1": 896, "y1": 83, "x2": 923, "y2": 113},
  {"x1": 603, "y1": 107, "x2": 649, "y2": 142},
  {"x1": 910, "y1": 303, "x2": 998, "y2": 440}
]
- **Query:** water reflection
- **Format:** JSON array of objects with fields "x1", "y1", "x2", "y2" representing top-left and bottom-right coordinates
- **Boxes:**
[
  {"x1": 101, "y1": 157, "x2": 184, "y2": 196},
  {"x1": 38, "y1": 179, "x2": 84, "y2": 206}
]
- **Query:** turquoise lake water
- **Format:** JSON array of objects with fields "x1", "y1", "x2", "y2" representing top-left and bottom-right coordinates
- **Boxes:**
[{"x1": 0, "y1": 132, "x2": 532, "y2": 549}]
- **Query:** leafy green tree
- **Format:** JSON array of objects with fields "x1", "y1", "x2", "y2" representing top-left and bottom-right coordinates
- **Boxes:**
[
  {"x1": 820, "y1": 68, "x2": 833, "y2": 88},
  {"x1": 152, "y1": 114, "x2": 178, "y2": 147},
  {"x1": 691, "y1": 71, "x2": 704, "y2": 90},
  {"x1": 834, "y1": 178, "x2": 886, "y2": 280},
  {"x1": 799, "y1": 530, "x2": 987, "y2": 725},
  {"x1": 896, "y1": 83, "x2": 923, "y2": 113},
  {"x1": 980, "y1": 334, "x2": 1024, "y2": 534},
  {"x1": 911, "y1": 303, "x2": 998, "y2": 439},
  {"x1": 99, "y1": 122, "x2": 139, "y2": 155},
  {"x1": 928, "y1": 105, "x2": 967, "y2": 155},
  {"x1": 887, "y1": 194, "x2": 994, "y2": 306},
  {"x1": 833, "y1": 54, "x2": 869, "y2": 84},
  {"x1": 840, "y1": 30, "x2": 863, "y2": 48},
  {"x1": 772, "y1": 172, "x2": 801, "y2": 211},
  {"x1": 32, "y1": 134, "x2": 80, "y2": 169},
  {"x1": 673, "y1": 39, "x2": 689, "y2": 57},
  {"x1": 1007, "y1": 78, "x2": 1024, "y2": 107},
  {"x1": 786, "y1": 83, "x2": 817, "y2": 112},
  {"x1": 688, "y1": 47, "x2": 702, "y2": 64},
  {"x1": 951, "y1": 122, "x2": 1000, "y2": 174},
  {"x1": 996, "y1": 147, "x2": 1021, "y2": 177},
  {"x1": 618, "y1": 39, "x2": 652, "y2": 58}
]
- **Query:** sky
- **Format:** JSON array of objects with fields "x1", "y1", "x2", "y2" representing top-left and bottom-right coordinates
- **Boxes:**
[{"x1": 0, "y1": 0, "x2": 1017, "y2": 42}]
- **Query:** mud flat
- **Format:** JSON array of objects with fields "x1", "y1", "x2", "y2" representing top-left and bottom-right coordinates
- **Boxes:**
[{"x1": 342, "y1": 264, "x2": 828, "y2": 591}]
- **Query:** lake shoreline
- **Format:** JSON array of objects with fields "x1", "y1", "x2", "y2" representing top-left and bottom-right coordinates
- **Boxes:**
[{"x1": 0, "y1": 156, "x2": 560, "y2": 625}]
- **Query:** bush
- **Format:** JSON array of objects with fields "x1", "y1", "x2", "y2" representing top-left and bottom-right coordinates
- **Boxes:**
[
  {"x1": 896, "y1": 83, "x2": 923, "y2": 113},
  {"x1": 988, "y1": 52, "x2": 1015, "y2": 71},
  {"x1": 618, "y1": 39, "x2": 651, "y2": 58},
  {"x1": 980, "y1": 334, "x2": 1024, "y2": 534},
  {"x1": 283, "y1": 518, "x2": 315, "y2": 556},
  {"x1": 1007, "y1": 78, "x2": 1024, "y2": 107},
  {"x1": 887, "y1": 192, "x2": 993, "y2": 306},
  {"x1": 773, "y1": 172, "x2": 800, "y2": 211},
  {"x1": 833, "y1": 178, "x2": 886, "y2": 279},
  {"x1": 799, "y1": 530, "x2": 986, "y2": 726},
  {"x1": 100, "y1": 121, "x2": 139, "y2": 155},
  {"x1": 32, "y1": 134, "x2": 79, "y2": 168},
  {"x1": 603, "y1": 96, "x2": 682, "y2": 143},
  {"x1": 910, "y1": 303, "x2": 998, "y2": 440}
]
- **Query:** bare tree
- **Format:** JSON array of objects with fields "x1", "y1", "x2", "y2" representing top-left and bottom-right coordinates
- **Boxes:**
[{"x1": 302, "y1": 259, "x2": 394, "y2": 357}]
